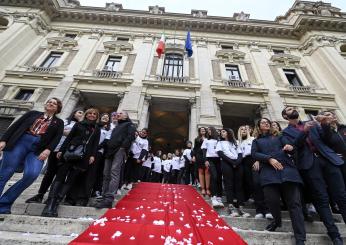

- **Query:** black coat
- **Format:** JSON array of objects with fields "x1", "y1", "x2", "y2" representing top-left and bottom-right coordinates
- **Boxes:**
[
  {"x1": 106, "y1": 118, "x2": 136, "y2": 158},
  {"x1": 1, "y1": 110, "x2": 64, "y2": 154},
  {"x1": 59, "y1": 120, "x2": 100, "y2": 170},
  {"x1": 251, "y1": 133, "x2": 303, "y2": 187},
  {"x1": 321, "y1": 123, "x2": 346, "y2": 160}
]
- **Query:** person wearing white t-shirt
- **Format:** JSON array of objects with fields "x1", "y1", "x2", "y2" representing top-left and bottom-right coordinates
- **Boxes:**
[
  {"x1": 201, "y1": 127, "x2": 224, "y2": 208},
  {"x1": 122, "y1": 128, "x2": 149, "y2": 190},
  {"x1": 150, "y1": 151, "x2": 162, "y2": 183},
  {"x1": 162, "y1": 153, "x2": 172, "y2": 183},
  {"x1": 217, "y1": 128, "x2": 250, "y2": 218},
  {"x1": 170, "y1": 149, "x2": 182, "y2": 184},
  {"x1": 181, "y1": 141, "x2": 193, "y2": 185},
  {"x1": 141, "y1": 152, "x2": 153, "y2": 182}
]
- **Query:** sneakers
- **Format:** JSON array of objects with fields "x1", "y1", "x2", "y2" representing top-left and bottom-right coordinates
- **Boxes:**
[
  {"x1": 116, "y1": 189, "x2": 122, "y2": 195},
  {"x1": 255, "y1": 213, "x2": 264, "y2": 219},
  {"x1": 216, "y1": 197, "x2": 224, "y2": 208},
  {"x1": 95, "y1": 191, "x2": 103, "y2": 199},
  {"x1": 211, "y1": 196, "x2": 223, "y2": 208},
  {"x1": 228, "y1": 204, "x2": 240, "y2": 217},
  {"x1": 265, "y1": 213, "x2": 273, "y2": 220},
  {"x1": 125, "y1": 183, "x2": 133, "y2": 190},
  {"x1": 307, "y1": 203, "x2": 317, "y2": 214},
  {"x1": 238, "y1": 206, "x2": 251, "y2": 218}
]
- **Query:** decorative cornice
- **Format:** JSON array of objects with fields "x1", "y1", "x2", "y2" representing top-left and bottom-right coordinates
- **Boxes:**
[
  {"x1": 0, "y1": 0, "x2": 346, "y2": 39},
  {"x1": 103, "y1": 40, "x2": 133, "y2": 53},
  {"x1": 270, "y1": 53, "x2": 301, "y2": 65},
  {"x1": 216, "y1": 49, "x2": 246, "y2": 62},
  {"x1": 210, "y1": 84, "x2": 269, "y2": 96},
  {"x1": 277, "y1": 89, "x2": 335, "y2": 100},
  {"x1": 47, "y1": 36, "x2": 78, "y2": 50},
  {"x1": 298, "y1": 34, "x2": 339, "y2": 55}
]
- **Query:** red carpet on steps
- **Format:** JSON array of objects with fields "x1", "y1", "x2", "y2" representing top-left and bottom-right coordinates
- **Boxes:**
[{"x1": 69, "y1": 182, "x2": 247, "y2": 245}]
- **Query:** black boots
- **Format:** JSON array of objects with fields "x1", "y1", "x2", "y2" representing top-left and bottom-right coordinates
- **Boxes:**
[
  {"x1": 41, "y1": 181, "x2": 62, "y2": 217},
  {"x1": 265, "y1": 221, "x2": 282, "y2": 232},
  {"x1": 25, "y1": 193, "x2": 44, "y2": 203}
]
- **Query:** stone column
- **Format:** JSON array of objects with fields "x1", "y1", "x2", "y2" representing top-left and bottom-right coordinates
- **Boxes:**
[
  {"x1": 259, "y1": 103, "x2": 270, "y2": 119},
  {"x1": 59, "y1": 90, "x2": 80, "y2": 119},
  {"x1": 216, "y1": 99, "x2": 224, "y2": 128},
  {"x1": 189, "y1": 98, "x2": 198, "y2": 142},
  {"x1": 138, "y1": 95, "x2": 151, "y2": 129}
]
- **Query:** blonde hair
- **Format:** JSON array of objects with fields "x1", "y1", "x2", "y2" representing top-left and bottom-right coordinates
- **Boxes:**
[
  {"x1": 84, "y1": 108, "x2": 99, "y2": 122},
  {"x1": 237, "y1": 125, "x2": 251, "y2": 144}
]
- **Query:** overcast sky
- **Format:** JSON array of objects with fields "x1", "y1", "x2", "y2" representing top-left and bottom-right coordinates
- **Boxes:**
[{"x1": 79, "y1": 0, "x2": 346, "y2": 21}]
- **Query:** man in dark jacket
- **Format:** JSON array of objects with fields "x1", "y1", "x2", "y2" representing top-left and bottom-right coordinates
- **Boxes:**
[
  {"x1": 95, "y1": 110, "x2": 136, "y2": 208},
  {"x1": 282, "y1": 106, "x2": 346, "y2": 245}
]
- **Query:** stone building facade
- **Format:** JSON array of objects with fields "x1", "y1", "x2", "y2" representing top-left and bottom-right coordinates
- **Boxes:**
[{"x1": 0, "y1": 0, "x2": 346, "y2": 151}]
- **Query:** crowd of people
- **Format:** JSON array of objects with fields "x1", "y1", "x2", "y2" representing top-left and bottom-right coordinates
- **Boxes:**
[{"x1": 0, "y1": 98, "x2": 346, "y2": 245}]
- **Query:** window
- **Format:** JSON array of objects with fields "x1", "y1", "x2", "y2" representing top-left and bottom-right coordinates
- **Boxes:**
[
  {"x1": 117, "y1": 37, "x2": 130, "y2": 42},
  {"x1": 305, "y1": 109, "x2": 318, "y2": 121},
  {"x1": 65, "y1": 33, "x2": 77, "y2": 39},
  {"x1": 221, "y1": 45, "x2": 233, "y2": 50},
  {"x1": 14, "y1": 89, "x2": 34, "y2": 101},
  {"x1": 225, "y1": 65, "x2": 242, "y2": 81},
  {"x1": 40, "y1": 52, "x2": 63, "y2": 68},
  {"x1": 283, "y1": 69, "x2": 303, "y2": 86},
  {"x1": 273, "y1": 49, "x2": 285, "y2": 54},
  {"x1": 0, "y1": 118, "x2": 14, "y2": 138},
  {"x1": 162, "y1": 54, "x2": 184, "y2": 78},
  {"x1": 103, "y1": 56, "x2": 122, "y2": 72}
]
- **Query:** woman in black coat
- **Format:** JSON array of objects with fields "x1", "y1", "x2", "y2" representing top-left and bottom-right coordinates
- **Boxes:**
[
  {"x1": 41, "y1": 108, "x2": 100, "y2": 217},
  {"x1": 192, "y1": 127, "x2": 209, "y2": 195},
  {"x1": 0, "y1": 98, "x2": 64, "y2": 214},
  {"x1": 251, "y1": 118, "x2": 306, "y2": 245}
]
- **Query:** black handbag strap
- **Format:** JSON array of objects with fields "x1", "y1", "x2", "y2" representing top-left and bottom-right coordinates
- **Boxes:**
[{"x1": 83, "y1": 128, "x2": 95, "y2": 151}]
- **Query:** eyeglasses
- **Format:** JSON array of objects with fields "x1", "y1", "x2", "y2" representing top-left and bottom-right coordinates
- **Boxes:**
[{"x1": 260, "y1": 121, "x2": 270, "y2": 125}]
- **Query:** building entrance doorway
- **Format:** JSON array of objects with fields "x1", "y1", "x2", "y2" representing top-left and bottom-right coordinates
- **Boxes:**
[
  {"x1": 148, "y1": 98, "x2": 189, "y2": 153},
  {"x1": 220, "y1": 103, "x2": 261, "y2": 134}
]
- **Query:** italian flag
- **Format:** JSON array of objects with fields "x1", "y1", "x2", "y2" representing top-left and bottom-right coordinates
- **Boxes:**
[{"x1": 156, "y1": 33, "x2": 165, "y2": 58}]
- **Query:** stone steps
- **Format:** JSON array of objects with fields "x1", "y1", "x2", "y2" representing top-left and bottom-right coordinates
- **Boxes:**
[
  {"x1": 0, "y1": 174, "x2": 345, "y2": 245},
  {"x1": 0, "y1": 230, "x2": 74, "y2": 245}
]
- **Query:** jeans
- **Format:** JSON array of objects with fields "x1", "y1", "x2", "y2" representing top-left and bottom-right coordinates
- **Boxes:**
[
  {"x1": 102, "y1": 148, "x2": 126, "y2": 202},
  {"x1": 263, "y1": 182, "x2": 306, "y2": 242},
  {"x1": 220, "y1": 160, "x2": 245, "y2": 206},
  {"x1": 0, "y1": 133, "x2": 43, "y2": 212},
  {"x1": 208, "y1": 157, "x2": 222, "y2": 197},
  {"x1": 301, "y1": 155, "x2": 346, "y2": 240}
]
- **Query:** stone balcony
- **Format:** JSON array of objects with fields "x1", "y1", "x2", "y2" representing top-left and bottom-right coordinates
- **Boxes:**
[
  {"x1": 288, "y1": 85, "x2": 315, "y2": 93},
  {"x1": 93, "y1": 70, "x2": 122, "y2": 79},
  {"x1": 0, "y1": 99, "x2": 34, "y2": 116},
  {"x1": 156, "y1": 75, "x2": 189, "y2": 83},
  {"x1": 27, "y1": 66, "x2": 57, "y2": 74},
  {"x1": 223, "y1": 79, "x2": 251, "y2": 88}
]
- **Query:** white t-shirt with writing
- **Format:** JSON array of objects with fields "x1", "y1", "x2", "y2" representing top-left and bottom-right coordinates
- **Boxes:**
[
  {"x1": 130, "y1": 136, "x2": 149, "y2": 159},
  {"x1": 162, "y1": 159, "x2": 172, "y2": 172},
  {"x1": 216, "y1": 141, "x2": 241, "y2": 160},
  {"x1": 152, "y1": 156, "x2": 162, "y2": 173},
  {"x1": 238, "y1": 137, "x2": 254, "y2": 157},
  {"x1": 201, "y1": 139, "x2": 219, "y2": 158}
]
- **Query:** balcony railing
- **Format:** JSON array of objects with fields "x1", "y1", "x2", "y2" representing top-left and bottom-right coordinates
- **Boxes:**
[
  {"x1": 223, "y1": 80, "x2": 251, "y2": 88},
  {"x1": 27, "y1": 66, "x2": 57, "y2": 73},
  {"x1": 94, "y1": 70, "x2": 122, "y2": 79},
  {"x1": 289, "y1": 85, "x2": 314, "y2": 93},
  {"x1": 156, "y1": 75, "x2": 189, "y2": 83}
]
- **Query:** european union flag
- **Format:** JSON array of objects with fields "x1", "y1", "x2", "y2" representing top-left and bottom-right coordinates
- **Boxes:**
[{"x1": 185, "y1": 30, "x2": 193, "y2": 57}]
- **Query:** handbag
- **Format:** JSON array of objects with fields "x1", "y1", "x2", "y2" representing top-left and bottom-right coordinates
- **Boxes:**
[{"x1": 63, "y1": 130, "x2": 94, "y2": 162}]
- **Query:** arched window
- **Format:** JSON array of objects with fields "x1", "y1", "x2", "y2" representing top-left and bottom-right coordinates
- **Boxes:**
[{"x1": 162, "y1": 53, "x2": 183, "y2": 78}]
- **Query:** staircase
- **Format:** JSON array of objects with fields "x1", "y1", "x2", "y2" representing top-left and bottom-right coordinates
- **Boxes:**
[{"x1": 0, "y1": 174, "x2": 345, "y2": 244}]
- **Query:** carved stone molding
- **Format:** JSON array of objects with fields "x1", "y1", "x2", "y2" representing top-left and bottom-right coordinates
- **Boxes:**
[
  {"x1": 165, "y1": 43, "x2": 185, "y2": 56},
  {"x1": 270, "y1": 53, "x2": 301, "y2": 66},
  {"x1": 105, "y1": 3, "x2": 123, "y2": 11},
  {"x1": 46, "y1": 37, "x2": 78, "y2": 50},
  {"x1": 149, "y1": 5, "x2": 165, "y2": 15},
  {"x1": 233, "y1": 11, "x2": 250, "y2": 21},
  {"x1": 89, "y1": 28, "x2": 104, "y2": 40},
  {"x1": 103, "y1": 40, "x2": 133, "y2": 53},
  {"x1": 191, "y1": 10, "x2": 207, "y2": 18},
  {"x1": 215, "y1": 49, "x2": 246, "y2": 62},
  {"x1": 299, "y1": 35, "x2": 338, "y2": 55}
]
